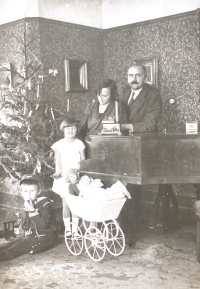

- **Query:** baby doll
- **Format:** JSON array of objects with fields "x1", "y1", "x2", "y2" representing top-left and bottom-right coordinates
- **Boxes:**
[
  {"x1": 64, "y1": 169, "x2": 80, "y2": 236},
  {"x1": 78, "y1": 175, "x2": 91, "y2": 186},
  {"x1": 90, "y1": 178, "x2": 104, "y2": 188},
  {"x1": 67, "y1": 170, "x2": 81, "y2": 197},
  {"x1": 77, "y1": 175, "x2": 106, "y2": 200}
]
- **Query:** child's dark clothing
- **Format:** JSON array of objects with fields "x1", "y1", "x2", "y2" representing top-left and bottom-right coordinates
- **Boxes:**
[
  {"x1": 68, "y1": 184, "x2": 80, "y2": 196},
  {"x1": 0, "y1": 196, "x2": 58, "y2": 261}
]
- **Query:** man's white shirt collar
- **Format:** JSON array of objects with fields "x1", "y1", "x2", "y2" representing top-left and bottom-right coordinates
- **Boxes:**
[
  {"x1": 132, "y1": 87, "x2": 143, "y2": 100},
  {"x1": 128, "y1": 87, "x2": 143, "y2": 104}
]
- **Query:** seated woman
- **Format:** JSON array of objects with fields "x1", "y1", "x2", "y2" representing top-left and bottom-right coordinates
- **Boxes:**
[
  {"x1": 78, "y1": 79, "x2": 135, "y2": 247},
  {"x1": 78, "y1": 78, "x2": 128, "y2": 140}
]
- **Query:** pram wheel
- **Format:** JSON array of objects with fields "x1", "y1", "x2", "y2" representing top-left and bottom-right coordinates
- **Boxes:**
[
  {"x1": 65, "y1": 222, "x2": 83, "y2": 256},
  {"x1": 84, "y1": 226, "x2": 106, "y2": 261},
  {"x1": 104, "y1": 221, "x2": 125, "y2": 256},
  {"x1": 82, "y1": 220, "x2": 103, "y2": 230},
  {"x1": 82, "y1": 220, "x2": 96, "y2": 231}
]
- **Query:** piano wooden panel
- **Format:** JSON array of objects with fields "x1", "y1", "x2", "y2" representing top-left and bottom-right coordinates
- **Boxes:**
[{"x1": 80, "y1": 133, "x2": 200, "y2": 185}]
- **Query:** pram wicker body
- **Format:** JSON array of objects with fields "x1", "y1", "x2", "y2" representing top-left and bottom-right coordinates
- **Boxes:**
[{"x1": 66, "y1": 194, "x2": 126, "y2": 222}]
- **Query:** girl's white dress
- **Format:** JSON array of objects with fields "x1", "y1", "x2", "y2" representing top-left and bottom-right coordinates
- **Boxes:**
[{"x1": 51, "y1": 138, "x2": 85, "y2": 198}]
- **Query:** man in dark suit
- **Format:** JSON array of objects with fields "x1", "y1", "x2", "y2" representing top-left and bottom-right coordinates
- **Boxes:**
[
  {"x1": 121, "y1": 64, "x2": 161, "y2": 132},
  {"x1": 119, "y1": 64, "x2": 161, "y2": 247}
]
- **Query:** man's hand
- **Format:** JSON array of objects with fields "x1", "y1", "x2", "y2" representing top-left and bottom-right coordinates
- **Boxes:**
[{"x1": 121, "y1": 124, "x2": 134, "y2": 132}]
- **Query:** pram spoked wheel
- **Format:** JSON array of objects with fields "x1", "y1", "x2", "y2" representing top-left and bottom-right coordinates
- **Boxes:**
[
  {"x1": 84, "y1": 226, "x2": 106, "y2": 261},
  {"x1": 82, "y1": 221, "x2": 105, "y2": 232},
  {"x1": 104, "y1": 221, "x2": 125, "y2": 256},
  {"x1": 65, "y1": 222, "x2": 83, "y2": 256}
]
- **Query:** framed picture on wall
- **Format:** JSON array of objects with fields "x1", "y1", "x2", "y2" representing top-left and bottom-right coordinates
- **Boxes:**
[
  {"x1": 64, "y1": 59, "x2": 88, "y2": 93},
  {"x1": 134, "y1": 57, "x2": 158, "y2": 89},
  {"x1": 0, "y1": 63, "x2": 12, "y2": 90}
]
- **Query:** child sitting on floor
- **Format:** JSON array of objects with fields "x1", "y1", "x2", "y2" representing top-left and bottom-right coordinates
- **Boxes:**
[{"x1": 0, "y1": 176, "x2": 58, "y2": 261}]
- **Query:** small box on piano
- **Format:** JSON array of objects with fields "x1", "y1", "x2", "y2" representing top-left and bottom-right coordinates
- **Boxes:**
[
  {"x1": 186, "y1": 122, "x2": 198, "y2": 134},
  {"x1": 99, "y1": 123, "x2": 121, "y2": 135}
]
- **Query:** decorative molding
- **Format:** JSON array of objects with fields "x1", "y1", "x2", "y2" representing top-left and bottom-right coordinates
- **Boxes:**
[
  {"x1": 104, "y1": 9, "x2": 198, "y2": 32},
  {"x1": 35, "y1": 17, "x2": 103, "y2": 31},
  {"x1": 0, "y1": 10, "x2": 197, "y2": 31},
  {"x1": 0, "y1": 17, "x2": 103, "y2": 31},
  {"x1": 0, "y1": 18, "x2": 25, "y2": 29}
]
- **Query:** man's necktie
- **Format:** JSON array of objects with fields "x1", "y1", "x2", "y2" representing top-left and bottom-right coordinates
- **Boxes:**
[{"x1": 128, "y1": 91, "x2": 135, "y2": 105}]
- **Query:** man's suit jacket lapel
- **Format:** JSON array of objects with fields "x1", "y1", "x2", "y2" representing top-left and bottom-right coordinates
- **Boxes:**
[
  {"x1": 129, "y1": 87, "x2": 147, "y2": 121},
  {"x1": 124, "y1": 87, "x2": 131, "y2": 104}
]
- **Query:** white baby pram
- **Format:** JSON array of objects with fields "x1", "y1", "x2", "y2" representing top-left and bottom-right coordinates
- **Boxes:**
[{"x1": 65, "y1": 193, "x2": 126, "y2": 261}]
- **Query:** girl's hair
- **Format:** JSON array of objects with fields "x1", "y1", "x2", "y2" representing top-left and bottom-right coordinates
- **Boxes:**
[
  {"x1": 96, "y1": 79, "x2": 117, "y2": 101},
  {"x1": 60, "y1": 117, "x2": 79, "y2": 132}
]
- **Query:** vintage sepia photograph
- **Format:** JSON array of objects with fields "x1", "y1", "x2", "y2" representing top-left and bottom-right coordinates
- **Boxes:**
[{"x1": 0, "y1": 1, "x2": 199, "y2": 288}]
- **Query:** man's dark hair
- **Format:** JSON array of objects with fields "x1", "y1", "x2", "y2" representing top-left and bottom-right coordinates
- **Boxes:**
[
  {"x1": 96, "y1": 79, "x2": 117, "y2": 101},
  {"x1": 128, "y1": 64, "x2": 147, "y2": 77}
]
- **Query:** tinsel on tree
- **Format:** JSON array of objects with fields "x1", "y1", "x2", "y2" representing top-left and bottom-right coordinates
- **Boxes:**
[{"x1": 0, "y1": 32, "x2": 61, "y2": 181}]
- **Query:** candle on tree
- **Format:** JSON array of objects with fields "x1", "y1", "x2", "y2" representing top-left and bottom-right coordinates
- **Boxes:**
[{"x1": 115, "y1": 101, "x2": 119, "y2": 123}]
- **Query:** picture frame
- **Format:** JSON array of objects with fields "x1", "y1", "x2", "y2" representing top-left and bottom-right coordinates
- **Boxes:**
[
  {"x1": 64, "y1": 59, "x2": 88, "y2": 93},
  {"x1": 134, "y1": 57, "x2": 158, "y2": 89},
  {"x1": 0, "y1": 63, "x2": 12, "y2": 90}
]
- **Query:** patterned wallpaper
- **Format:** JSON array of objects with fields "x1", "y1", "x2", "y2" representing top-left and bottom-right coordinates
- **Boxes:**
[
  {"x1": 0, "y1": 18, "x2": 103, "y2": 123},
  {"x1": 1, "y1": 13, "x2": 198, "y2": 132},
  {"x1": 103, "y1": 12, "x2": 200, "y2": 133},
  {"x1": 38, "y1": 19, "x2": 104, "y2": 120},
  {"x1": 0, "y1": 20, "x2": 41, "y2": 73}
]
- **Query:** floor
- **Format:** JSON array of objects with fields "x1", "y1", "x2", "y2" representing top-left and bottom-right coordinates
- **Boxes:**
[{"x1": 0, "y1": 208, "x2": 200, "y2": 289}]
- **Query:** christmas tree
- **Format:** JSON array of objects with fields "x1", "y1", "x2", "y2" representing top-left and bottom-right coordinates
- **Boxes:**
[{"x1": 0, "y1": 32, "x2": 61, "y2": 182}]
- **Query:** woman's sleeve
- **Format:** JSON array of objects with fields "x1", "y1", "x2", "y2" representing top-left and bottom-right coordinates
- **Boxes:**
[{"x1": 78, "y1": 103, "x2": 93, "y2": 140}]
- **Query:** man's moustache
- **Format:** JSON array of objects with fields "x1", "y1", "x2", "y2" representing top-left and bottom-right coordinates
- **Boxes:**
[{"x1": 131, "y1": 81, "x2": 138, "y2": 84}]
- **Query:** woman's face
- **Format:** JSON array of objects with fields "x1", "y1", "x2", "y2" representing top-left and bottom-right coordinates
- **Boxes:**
[{"x1": 97, "y1": 87, "x2": 111, "y2": 105}]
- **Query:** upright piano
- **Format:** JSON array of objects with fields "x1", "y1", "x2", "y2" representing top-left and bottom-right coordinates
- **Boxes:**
[{"x1": 80, "y1": 133, "x2": 200, "y2": 230}]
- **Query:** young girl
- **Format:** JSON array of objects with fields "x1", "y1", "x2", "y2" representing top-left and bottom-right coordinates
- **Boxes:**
[{"x1": 51, "y1": 117, "x2": 85, "y2": 235}]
